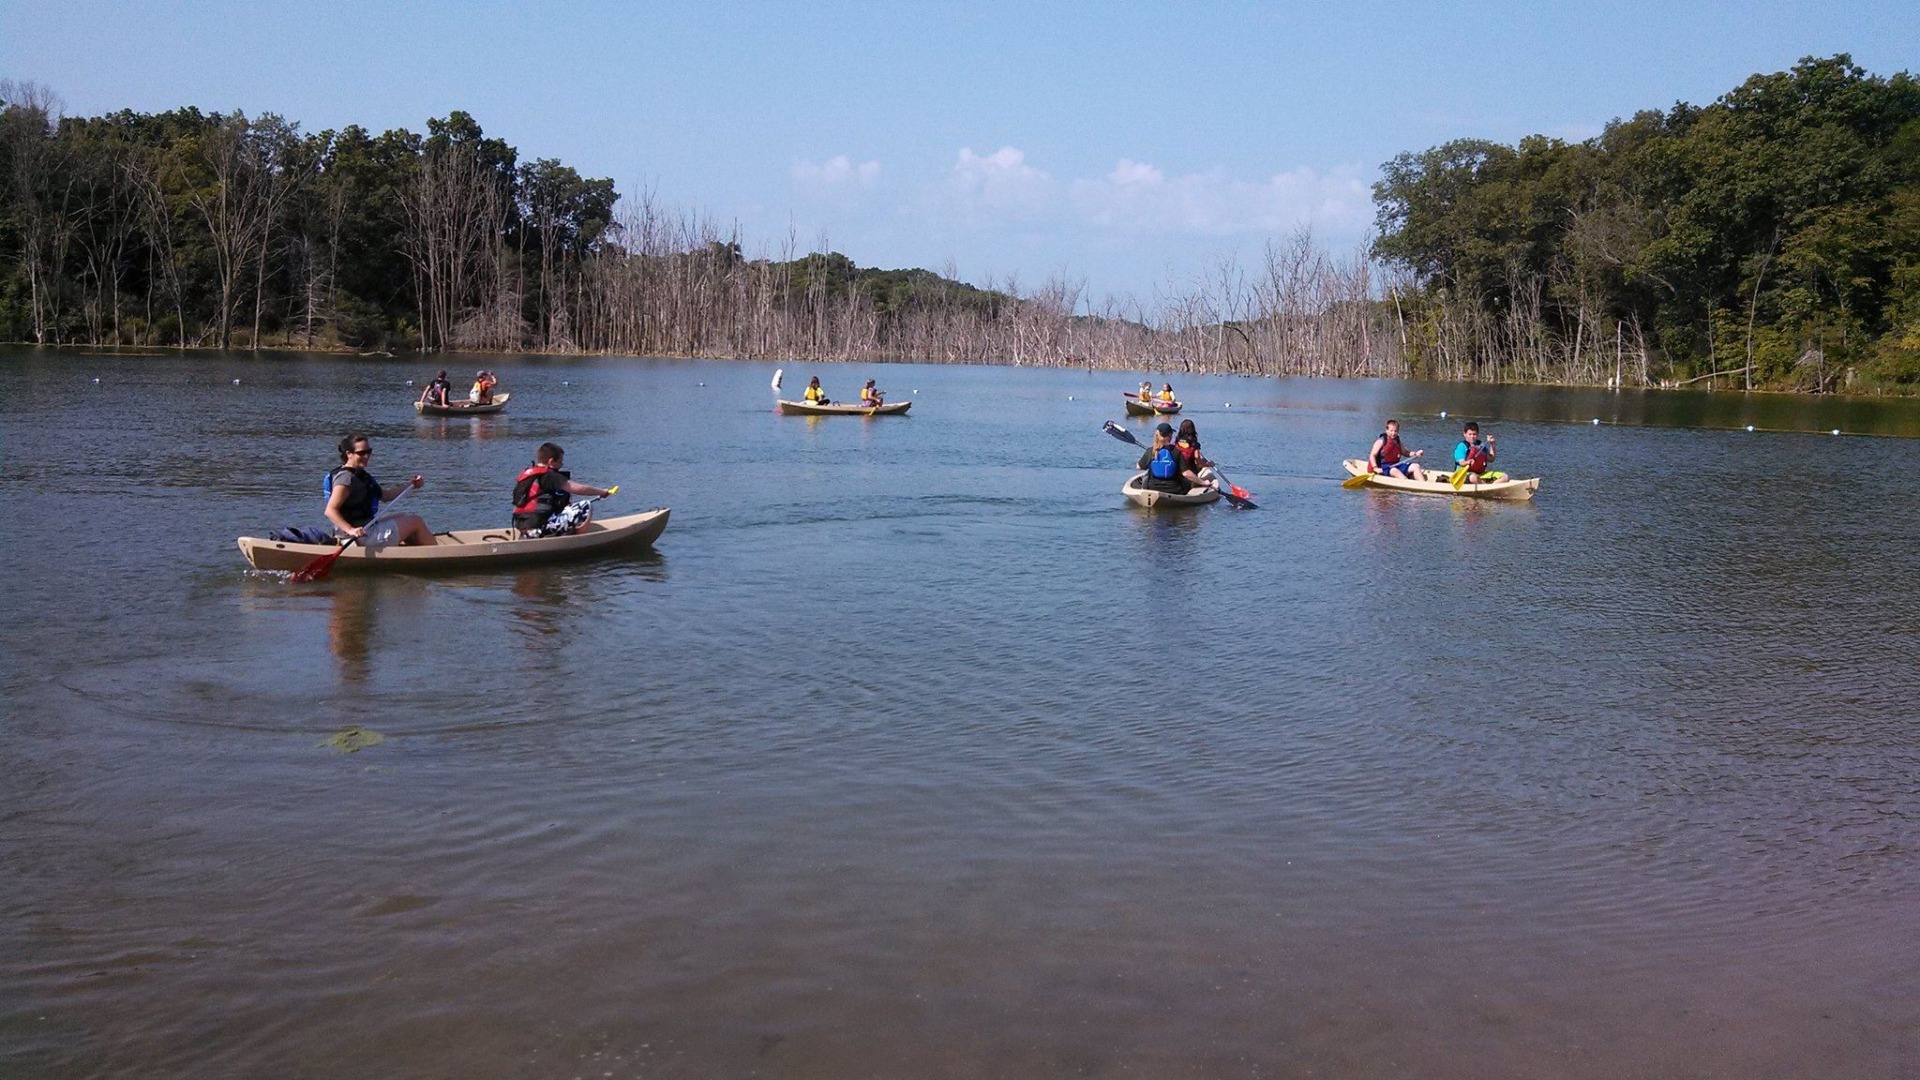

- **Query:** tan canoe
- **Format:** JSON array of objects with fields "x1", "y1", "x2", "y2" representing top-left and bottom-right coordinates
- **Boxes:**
[
  {"x1": 416, "y1": 392, "x2": 510, "y2": 415},
  {"x1": 1124, "y1": 397, "x2": 1181, "y2": 416},
  {"x1": 1340, "y1": 459, "x2": 1540, "y2": 500},
  {"x1": 238, "y1": 507, "x2": 669, "y2": 573},
  {"x1": 1122, "y1": 472, "x2": 1220, "y2": 509},
  {"x1": 776, "y1": 398, "x2": 911, "y2": 416}
]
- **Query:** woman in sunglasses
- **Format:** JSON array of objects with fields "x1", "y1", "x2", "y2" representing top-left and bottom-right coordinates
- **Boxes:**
[{"x1": 323, "y1": 435, "x2": 437, "y2": 546}]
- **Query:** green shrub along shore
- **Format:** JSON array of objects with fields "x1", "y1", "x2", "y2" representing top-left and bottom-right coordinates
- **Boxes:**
[{"x1": 3, "y1": 55, "x2": 1916, "y2": 392}]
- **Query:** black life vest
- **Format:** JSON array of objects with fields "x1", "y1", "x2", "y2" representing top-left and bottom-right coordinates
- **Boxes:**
[
  {"x1": 512, "y1": 464, "x2": 570, "y2": 523},
  {"x1": 326, "y1": 466, "x2": 380, "y2": 527}
]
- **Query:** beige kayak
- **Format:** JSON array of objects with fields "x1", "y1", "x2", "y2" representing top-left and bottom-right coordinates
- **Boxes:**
[
  {"x1": 1340, "y1": 459, "x2": 1540, "y2": 500},
  {"x1": 1122, "y1": 472, "x2": 1220, "y2": 509},
  {"x1": 416, "y1": 392, "x2": 510, "y2": 415},
  {"x1": 238, "y1": 507, "x2": 669, "y2": 573},
  {"x1": 1124, "y1": 397, "x2": 1181, "y2": 416},
  {"x1": 776, "y1": 398, "x2": 911, "y2": 416}
]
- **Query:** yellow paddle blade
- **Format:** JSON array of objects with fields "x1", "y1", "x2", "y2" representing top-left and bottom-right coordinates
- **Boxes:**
[
  {"x1": 1342, "y1": 471, "x2": 1373, "y2": 489},
  {"x1": 1450, "y1": 466, "x2": 1468, "y2": 490},
  {"x1": 606, "y1": 485, "x2": 619, "y2": 496}
]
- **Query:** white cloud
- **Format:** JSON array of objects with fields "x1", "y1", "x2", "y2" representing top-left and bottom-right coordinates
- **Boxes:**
[
  {"x1": 944, "y1": 146, "x2": 1053, "y2": 216},
  {"x1": 792, "y1": 154, "x2": 881, "y2": 191},
  {"x1": 1069, "y1": 160, "x2": 1373, "y2": 237}
]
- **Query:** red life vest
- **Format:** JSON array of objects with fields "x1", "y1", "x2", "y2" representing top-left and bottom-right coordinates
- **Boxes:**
[
  {"x1": 1377, "y1": 432, "x2": 1404, "y2": 466},
  {"x1": 513, "y1": 464, "x2": 570, "y2": 518},
  {"x1": 1464, "y1": 442, "x2": 1490, "y2": 473}
]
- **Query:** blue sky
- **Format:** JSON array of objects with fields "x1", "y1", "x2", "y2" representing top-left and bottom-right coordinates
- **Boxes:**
[{"x1": 3, "y1": 1, "x2": 1914, "y2": 303}]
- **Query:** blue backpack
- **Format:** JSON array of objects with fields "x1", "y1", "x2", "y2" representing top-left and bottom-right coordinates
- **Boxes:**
[{"x1": 1149, "y1": 446, "x2": 1180, "y2": 480}]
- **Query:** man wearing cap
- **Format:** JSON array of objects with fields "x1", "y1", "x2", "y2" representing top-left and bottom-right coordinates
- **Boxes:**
[
  {"x1": 470, "y1": 370, "x2": 498, "y2": 405},
  {"x1": 1138, "y1": 422, "x2": 1208, "y2": 494}
]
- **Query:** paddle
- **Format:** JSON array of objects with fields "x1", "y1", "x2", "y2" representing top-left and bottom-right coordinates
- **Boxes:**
[
  {"x1": 290, "y1": 485, "x2": 413, "y2": 583},
  {"x1": 1450, "y1": 465, "x2": 1469, "y2": 490},
  {"x1": 1099, "y1": 420, "x2": 1257, "y2": 509}
]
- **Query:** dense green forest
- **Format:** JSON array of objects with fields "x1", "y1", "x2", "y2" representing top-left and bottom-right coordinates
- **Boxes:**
[
  {"x1": 3, "y1": 56, "x2": 1917, "y2": 390},
  {"x1": 1373, "y1": 55, "x2": 1920, "y2": 391}
]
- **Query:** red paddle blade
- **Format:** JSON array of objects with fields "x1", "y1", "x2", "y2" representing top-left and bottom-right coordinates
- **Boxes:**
[
  {"x1": 1228, "y1": 484, "x2": 1253, "y2": 501},
  {"x1": 290, "y1": 541, "x2": 351, "y2": 582}
]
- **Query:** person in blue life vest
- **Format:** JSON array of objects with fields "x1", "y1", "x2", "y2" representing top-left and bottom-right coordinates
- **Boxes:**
[
  {"x1": 512, "y1": 442, "x2": 616, "y2": 533},
  {"x1": 1453, "y1": 421, "x2": 1498, "y2": 483},
  {"x1": 1138, "y1": 422, "x2": 1211, "y2": 494},
  {"x1": 1367, "y1": 418, "x2": 1428, "y2": 480},
  {"x1": 323, "y1": 435, "x2": 437, "y2": 545},
  {"x1": 417, "y1": 369, "x2": 451, "y2": 407}
]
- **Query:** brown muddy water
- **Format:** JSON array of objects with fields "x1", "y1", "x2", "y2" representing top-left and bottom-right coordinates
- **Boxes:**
[{"x1": 2, "y1": 350, "x2": 1916, "y2": 1078}]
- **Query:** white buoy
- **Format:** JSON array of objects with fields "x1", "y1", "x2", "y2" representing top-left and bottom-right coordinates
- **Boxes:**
[
  {"x1": 562, "y1": 380, "x2": 570, "y2": 386},
  {"x1": 697, "y1": 381, "x2": 704, "y2": 386},
  {"x1": 1746, "y1": 425, "x2": 1755, "y2": 432},
  {"x1": 232, "y1": 378, "x2": 241, "y2": 385},
  {"x1": 92, "y1": 377, "x2": 101, "y2": 383},
  {"x1": 1440, "y1": 410, "x2": 1448, "y2": 418},
  {"x1": 1831, "y1": 429, "x2": 1841, "y2": 435},
  {"x1": 1591, "y1": 418, "x2": 1599, "y2": 425},
  {"x1": 1225, "y1": 402, "x2": 1231, "y2": 408},
  {"x1": 406, "y1": 380, "x2": 414, "y2": 386},
  {"x1": 1067, "y1": 395, "x2": 1074, "y2": 401}
]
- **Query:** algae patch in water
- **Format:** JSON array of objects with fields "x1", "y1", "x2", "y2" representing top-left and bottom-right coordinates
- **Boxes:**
[{"x1": 322, "y1": 726, "x2": 384, "y2": 752}]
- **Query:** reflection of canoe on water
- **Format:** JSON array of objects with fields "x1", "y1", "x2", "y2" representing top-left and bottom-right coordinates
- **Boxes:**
[
  {"x1": 1124, "y1": 397, "x2": 1181, "y2": 416},
  {"x1": 416, "y1": 392, "x2": 510, "y2": 415},
  {"x1": 1122, "y1": 472, "x2": 1219, "y2": 509},
  {"x1": 238, "y1": 508, "x2": 669, "y2": 573},
  {"x1": 1340, "y1": 459, "x2": 1540, "y2": 500},
  {"x1": 776, "y1": 399, "x2": 911, "y2": 416}
]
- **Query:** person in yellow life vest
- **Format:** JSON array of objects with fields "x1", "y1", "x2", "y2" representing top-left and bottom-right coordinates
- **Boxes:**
[
  {"x1": 803, "y1": 376, "x2": 830, "y2": 404},
  {"x1": 860, "y1": 379, "x2": 884, "y2": 407},
  {"x1": 1137, "y1": 380, "x2": 1153, "y2": 402},
  {"x1": 1156, "y1": 382, "x2": 1176, "y2": 404},
  {"x1": 470, "y1": 370, "x2": 497, "y2": 405}
]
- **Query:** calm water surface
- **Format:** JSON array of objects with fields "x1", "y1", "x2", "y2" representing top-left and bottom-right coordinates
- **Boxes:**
[{"x1": 2, "y1": 351, "x2": 1917, "y2": 1078}]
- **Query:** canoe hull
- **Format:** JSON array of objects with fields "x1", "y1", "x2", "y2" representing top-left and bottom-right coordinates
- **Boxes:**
[
  {"x1": 1124, "y1": 398, "x2": 1182, "y2": 416},
  {"x1": 776, "y1": 399, "x2": 911, "y2": 416},
  {"x1": 1340, "y1": 459, "x2": 1539, "y2": 500},
  {"x1": 1122, "y1": 472, "x2": 1219, "y2": 509},
  {"x1": 416, "y1": 392, "x2": 510, "y2": 416},
  {"x1": 239, "y1": 508, "x2": 669, "y2": 573}
]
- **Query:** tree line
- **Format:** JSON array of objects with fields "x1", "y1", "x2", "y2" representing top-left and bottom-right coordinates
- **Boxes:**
[
  {"x1": 1372, "y1": 55, "x2": 1920, "y2": 391},
  {"x1": 5, "y1": 56, "x2": 1917, "y2": 392},
  {"x1": 0, "y1": 79, "x2": 1393, "y2": 377}
]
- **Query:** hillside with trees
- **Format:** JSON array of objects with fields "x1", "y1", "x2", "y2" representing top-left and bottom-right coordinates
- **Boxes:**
[{"x1": 1373, "y1": 55, "x2": 1920, "y2": 391}]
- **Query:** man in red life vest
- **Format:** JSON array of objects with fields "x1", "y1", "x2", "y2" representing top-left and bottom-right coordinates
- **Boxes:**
[
  {"x1": 512, "y1": 442, "x2": 616, "y2": 533},
  {"x1": 1367, "y1": 419, "x2": 1427, "y2": 480}
]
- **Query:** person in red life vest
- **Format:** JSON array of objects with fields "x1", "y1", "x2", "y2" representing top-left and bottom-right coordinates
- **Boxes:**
[
  {"x1": 1174, "y1": 419, "x2": 1213, "y2": 477},
  {"x1": 1367, "y1": 418, "x2": 1427, "y2": 480},
  {"x1": 323, "y1": 435, "x2": 437, "y2": 545},
  {"x1": 512, "y1": 442, "x2": 616, "y2": 533},
  {"x1": 1453, "y1": 421, "x2": 1498, "y2": 483}
]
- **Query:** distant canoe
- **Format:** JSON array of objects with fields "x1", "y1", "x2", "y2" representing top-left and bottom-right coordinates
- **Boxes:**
[
  {"x1": 1340, "y1": 459, "x2": 1540, "y2": 500},
  {"x1": 238, "y1": 507, "x2": 669, "y2": 573},
  {"x1": 776, "y1": 399, "x2": 911, "y2": 416},
  {"x1": 1125, "y1": 397, "x2": 1181, "y2": 416},
  {"x1": 416, "y1": 392, "x2": 510, "y2": 416},
  {"x1": 1122, "y1": 472, "x2": 1219, "y2": 509}
]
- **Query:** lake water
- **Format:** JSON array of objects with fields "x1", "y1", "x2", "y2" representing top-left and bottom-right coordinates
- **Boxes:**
[{"x1": 3, "y1": 350, "x2": 1916, "y2": 1078}]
